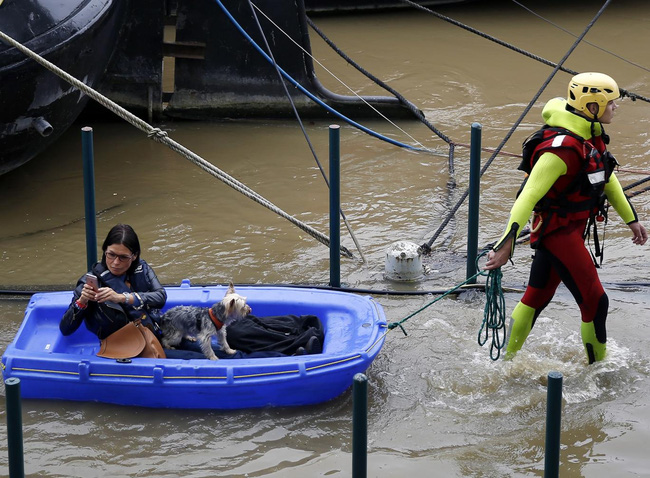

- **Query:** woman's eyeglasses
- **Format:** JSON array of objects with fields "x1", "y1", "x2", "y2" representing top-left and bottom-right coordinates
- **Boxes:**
[{"x1": 105, "y1": 251, "x2": 135, "y2": 262}]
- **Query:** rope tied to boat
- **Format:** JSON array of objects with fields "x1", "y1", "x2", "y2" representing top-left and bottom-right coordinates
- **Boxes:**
[
  {"x1": 386, "y1": 271, "x2": 482, "y2": 335},
  {"x1": 0, "y1": 29, "x2": 353, "y2": 259},
  {"x1": 386, "y1": 251, "x2": 506, "y2": 360}
]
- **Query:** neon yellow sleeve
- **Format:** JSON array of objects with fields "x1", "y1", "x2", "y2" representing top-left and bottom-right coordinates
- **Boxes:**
[
  {"x1": 494, "y1": 153, "x2": 566, "y2": 253},
  {"x1": 605, "y1": 172, "x2": 638, "y2": 224}
]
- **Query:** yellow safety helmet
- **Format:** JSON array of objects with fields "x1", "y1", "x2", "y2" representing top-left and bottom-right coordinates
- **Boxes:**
[{"x1": 567, "y1": 72, "x2": 620, "y2": 120}]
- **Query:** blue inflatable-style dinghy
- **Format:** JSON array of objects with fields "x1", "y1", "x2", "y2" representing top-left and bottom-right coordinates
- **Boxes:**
[{"x1": 1, "y1": 281, "x2": 386, "y2": 409}]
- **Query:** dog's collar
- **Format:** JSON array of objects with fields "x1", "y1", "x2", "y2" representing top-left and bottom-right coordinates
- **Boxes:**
[{"x1": 208, "y1": 308, "x2": 224, "y2": 330}]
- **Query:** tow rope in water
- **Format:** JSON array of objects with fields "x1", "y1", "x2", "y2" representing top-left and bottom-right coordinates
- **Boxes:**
[
  {"x1": 386, "y1": 270, "x2": 485, "y2": 336},
  {"x1": 0, "y1": 29, "x2": 353, "y2": 259},
  {"x1": 386, "y1": 252, "x2": 506, "y2": 360}
]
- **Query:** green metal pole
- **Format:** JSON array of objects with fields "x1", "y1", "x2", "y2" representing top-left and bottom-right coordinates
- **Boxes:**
[
  {"x1": 329, "y1": 125, "x2": 341, "y2": 288},
  {"x1": 352, "y1": 373, "x2": 367, "y2": 478},
  {"x1": 5, "y1": 377, "x2": 25, "y2": 478},
  {"x1": 82, "y1": 127, "x2": 97, "y2": 271},
  {"x1": 544, "y1": 371, "x2": 563, "y2": 477},
  {"x1": 466, "y1": 122, "x2": 481, "y2": 283}
]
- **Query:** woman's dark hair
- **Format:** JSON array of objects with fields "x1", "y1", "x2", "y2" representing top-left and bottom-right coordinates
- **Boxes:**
[{"x1": 101, "y1": 224, "x2": 141, "y2": 274}]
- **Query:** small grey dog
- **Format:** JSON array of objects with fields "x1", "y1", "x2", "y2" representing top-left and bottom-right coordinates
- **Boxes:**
[{"x1": 160, "y1": 282, "x2": 252, "y2": 360}]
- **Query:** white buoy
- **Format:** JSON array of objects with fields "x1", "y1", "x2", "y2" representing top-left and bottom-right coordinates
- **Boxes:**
[{"x1": 384, "y1": 240, "x2": 424, "y2": 281}]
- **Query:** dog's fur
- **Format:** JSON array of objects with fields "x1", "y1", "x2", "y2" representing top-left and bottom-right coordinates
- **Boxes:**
[{"x1": 160, "y1": 282, "x2": 252, "y2": 360}]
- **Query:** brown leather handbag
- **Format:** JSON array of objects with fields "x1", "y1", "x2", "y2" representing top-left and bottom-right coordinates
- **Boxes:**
[{"x1": 98, "y1": 320, "x2": 166, "y2": 359}]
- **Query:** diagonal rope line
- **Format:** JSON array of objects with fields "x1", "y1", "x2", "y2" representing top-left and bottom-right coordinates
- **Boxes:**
[
  {"x1": 422, "y1": 0, "x2": 615, "y2": 252},
  {"x1": 305, "y1": 16, "x2": 453, "y2": 147},
  {"x1": 250, "y1": 2, "x2": 430, "y2": 150},
  {"x1": 213, "y1": 0, "x2": 439, "y2": 154},
  {"x1": 512, "y1": 0, "x2": 650, "y2": 74},
  {"x1": 0, "y1": 28, "x2": 353, "y2": 258},
  {"x1": 399, "y1": 0, "x2": 650, "y2": 104},
  {"x1": 626, "y1": 183, "x2": 650, "y2": 199},
  {"x1": 622, "y1": 174, "x2": 650, "y2": 193},
  {"x1": 247, "y1": 0, "x2": 366, "y2": 263}
]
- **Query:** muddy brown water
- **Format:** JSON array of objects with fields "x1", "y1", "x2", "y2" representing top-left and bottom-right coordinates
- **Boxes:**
[{"x1": 1, "y1": 1, "x2": 650, "y2": 476}]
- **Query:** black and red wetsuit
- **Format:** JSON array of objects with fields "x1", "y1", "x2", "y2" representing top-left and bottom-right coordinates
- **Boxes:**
[{"x1": 495, "y1": 98, "x2": 639, "y2": 363}]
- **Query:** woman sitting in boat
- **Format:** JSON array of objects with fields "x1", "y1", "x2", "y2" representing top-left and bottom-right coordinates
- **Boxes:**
[
  {"x1": 59, "y1": 223, "x2": 166, "y2": 341},
  {"x1": 60, "y1": 223, "x2": 323, "y2": 359}
]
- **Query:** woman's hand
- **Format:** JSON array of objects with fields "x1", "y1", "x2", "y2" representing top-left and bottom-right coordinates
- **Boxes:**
[
  {"x1": 78, "y1": 283, "x2": 97, "y2": 305},
  {"x1": 95, "y1": 287, "x2": 123, "y2": 304}
]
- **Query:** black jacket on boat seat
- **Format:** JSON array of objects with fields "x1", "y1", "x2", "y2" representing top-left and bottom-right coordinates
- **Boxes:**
[{"x1": 225, "y1": 314, "x2": 324, "y2": 356}]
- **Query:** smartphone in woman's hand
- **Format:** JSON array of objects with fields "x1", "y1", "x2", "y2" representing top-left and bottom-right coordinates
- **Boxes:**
[{"x1": 85, "y1": 273, "x2": 99, "y2": 292}]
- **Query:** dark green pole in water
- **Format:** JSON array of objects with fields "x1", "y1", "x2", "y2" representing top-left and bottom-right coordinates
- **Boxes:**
[
  {"x1": 329, "y1": 125, "x2": 341, "y2": 288},
  {"x1": 82, "y1": 127, "x2": 97, "y2": 271},
  {"x1": 5, "y1": 378, "x2": 25, "y2": 478},
  {"x1": 544, "y1": 371, "x2": 563, "y2": 477},
  {"x1": 352, "y1": 373, "x2": 367, "y2": 478},
  {"x1": 466, "y1": 122, "x2": 481, "y2": 283}
]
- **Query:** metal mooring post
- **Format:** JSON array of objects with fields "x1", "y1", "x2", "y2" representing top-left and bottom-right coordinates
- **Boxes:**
[
  {"x1": 466, "y1": 122, "x2": 481, "y2": 283},
  {"x1": 82, "y1": 126, "x2": 97, "y2": 271},
  {"x1": 544, "y1": 371, "x2": 563, "y2": 477},
  {"x1": 329, "y1": 124, "x2": 341, "y2": 288},
  {"x1": 352, "y1": 373, "x2": 368, "y2": 478},
  {"x1": 5, "y1": 378, "x2": 25, "y2": 478}
]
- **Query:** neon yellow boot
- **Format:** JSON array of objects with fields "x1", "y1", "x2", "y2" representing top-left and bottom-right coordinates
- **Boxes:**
[
  {"x1": 581, "y1": 321, "x2": 606, "y2": 364},
  {"x1": 504, "y1": 302, "x2": 536, "y2": 359}
]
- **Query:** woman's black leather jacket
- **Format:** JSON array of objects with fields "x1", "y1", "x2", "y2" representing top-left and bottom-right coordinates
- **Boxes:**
[{"x1": 59, "y1": 259, "x2": 167, "y2": 339}]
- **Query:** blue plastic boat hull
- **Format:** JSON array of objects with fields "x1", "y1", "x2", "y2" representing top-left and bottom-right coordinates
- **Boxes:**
[{"x1": 1, "y1": 282, "x2": 386, "y2": 409}]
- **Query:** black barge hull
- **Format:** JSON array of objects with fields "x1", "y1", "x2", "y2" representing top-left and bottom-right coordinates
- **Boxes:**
[
  {"x1": 97, "y1": 0, "x2": 417, "y2": 122},
  {"x1": 0, "y1": 0, "x2": 126, "y2": 175}
]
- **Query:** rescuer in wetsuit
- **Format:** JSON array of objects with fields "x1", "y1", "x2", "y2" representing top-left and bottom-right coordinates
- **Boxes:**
[{"x1": 485, "y1": 72, "x2": 647, "y2": 364}]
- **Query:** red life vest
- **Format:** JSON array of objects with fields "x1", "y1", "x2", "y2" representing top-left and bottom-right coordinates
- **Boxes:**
[{"x1": 518, "y1": 126, "x2": 617, "y2": 246}]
